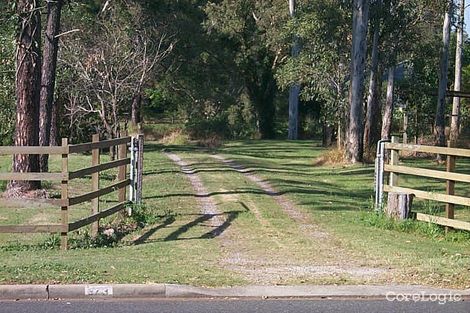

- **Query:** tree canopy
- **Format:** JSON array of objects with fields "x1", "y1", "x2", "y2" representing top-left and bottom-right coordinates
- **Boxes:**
[{"x1": 1, "y1": 0, "x2": 469, "y2": 171}]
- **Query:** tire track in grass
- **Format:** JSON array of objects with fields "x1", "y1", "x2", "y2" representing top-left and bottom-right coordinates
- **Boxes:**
[
  {"x1": 210, "y1": 155, "x2": 329, "y2": 240},
  {"x1": 167, "y1": 152, "x2": 387, "y2": 284},
  {"x1": 164, "y1": 152, "x2": 226, "y2": 236},
  {"x1": 201, "y1": 154, "x2": 386, "y2": 284}
]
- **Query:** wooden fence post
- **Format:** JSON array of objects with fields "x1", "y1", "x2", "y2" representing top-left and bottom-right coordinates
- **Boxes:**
[
  {"x1": 389, "y1": 136, "x2": 399, "y2": 186},
  {"x1": 61, "y1": 138, "x2": 69, "y2": 250},
  {"x1": 446, "y1": 140, "x2": 456, "y2": 221},
  {"x1": 118, "y1": 130, "x2": 128, "y2": 203},
  {"x1": 91, "y1": 134, "x2": 100, "y2": 237},
  {"x1": 387, "y1": 193, "x2": 413, "y2": 219}
]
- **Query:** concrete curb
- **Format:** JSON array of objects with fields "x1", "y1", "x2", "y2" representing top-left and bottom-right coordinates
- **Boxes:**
[
  {"x1": 0, "y1": 285, "x2": 47, "y2": 300},
  {"x1": 0, "y1": 284, "x2": 468, "y2": 300}
]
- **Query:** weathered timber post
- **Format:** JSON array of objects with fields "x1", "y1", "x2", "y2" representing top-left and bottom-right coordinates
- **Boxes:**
[
  {"x1": 118, "y1": 131, "x2": 128, "y2": 203},
  {"x1": 446, "y1": 140, "x2": 456, "y2": 232},
  {"x1": 387, "y1": 193, "x2": 414, "y2": 219},
  {"x1": 91, "y1": 134, "x2": 100, "y2": 237},
  {"x1": 61, "y1": 138, "x2": 69, "y2": 250},
  {"x1": 386, "y1": 136, "x2": 414, "y2": 219}
]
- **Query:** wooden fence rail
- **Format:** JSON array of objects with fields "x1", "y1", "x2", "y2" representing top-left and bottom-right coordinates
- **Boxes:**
[
  {"x1": 383, "y1": 136, "x2": 470, "y2": 232},
  {"x1": 0, "y1": 134, "x2": 132, "y2": 249}
]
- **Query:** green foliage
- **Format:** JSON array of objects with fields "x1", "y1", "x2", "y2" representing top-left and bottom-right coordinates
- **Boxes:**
[
  {"x1": 0, "y1": 3, "x2": 16, "y2": 145},
  {"x1": 276, "y1": 0, "x2": 351, "y2": 131},
  {"x1": 131, "y1": 203, "x2": 175, "y2": 227},
  {"x1": 145, "y1": 88, "x2": 177, "y2": 118},
  {"x1": 186, "y1": 114, "x2": 231, "y2": 139},
  {"x1": 141, "y1": 122, "x2": 183, "y2": 141},
  {"x1": 226, "y1": 101, "x2": 257, "y2": 139},
  {"x1": 360, "y1": 211, "x2": 470, "y2": 243},
  {"x1": 57, "y1": 0, "x2": 173, "y2": 142},
  {"x1": 204, "y1": 0, "x2": 289, "y2": 138}
]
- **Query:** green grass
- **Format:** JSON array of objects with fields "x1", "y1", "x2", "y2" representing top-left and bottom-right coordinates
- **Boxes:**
[
  {"x1": 211, "y1": 140, "x2": 470, "y2": 288},
  {"x1": 388, "y1": 156, "x2": 470, "y2": 222},
  {"x1": 0, "y1": 140, "x2": 469, "y2": 288},
  {"x1": 0, "y1": 145, "x2": 244, "y2": 286}
]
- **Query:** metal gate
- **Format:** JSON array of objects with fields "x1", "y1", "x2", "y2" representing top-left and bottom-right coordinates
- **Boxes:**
[
  {"x1": 374, "y1": 139, "x2": 390, "y2": 212},
  {"x1": 129, "y1": 134, "x2": 144, "y2": 209}
]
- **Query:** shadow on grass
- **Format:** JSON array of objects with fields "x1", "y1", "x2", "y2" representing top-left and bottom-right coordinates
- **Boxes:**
[
  {"x1": 163, "y1": 210, "x2": 243, "y2": 242},
  {"x1": 133, "y1": 215, "x2": 176, "y2": 245},
  {"x1": 144, "y1": 143, "x2": 211, "y2": 154},
  {"x1": 132, "y1": 203, "x2": 250, "y2": 245}
]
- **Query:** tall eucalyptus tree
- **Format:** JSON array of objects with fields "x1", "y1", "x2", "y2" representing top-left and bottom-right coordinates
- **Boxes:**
[
  {"x1": 450, "y1": 0, "x2": 464, "y2": 142},
  {"x1": 347, "y1": 0, "x2": 369, "y2": 163},
  {"x1": 39, "y1": 0, "x2": 63, "y2": 172},
  {"x1": 287, "y1": 0, "x2": 300, "y2": 140},
  {"x1": 364, "y1": 0, "x2": 382, "y2": 150},
  {"x1": 8, "y1": 0, "x2": 42, "y2": 192},
  {"x1": 435, "y1": 0, "x2": 453, "y2": 150}
]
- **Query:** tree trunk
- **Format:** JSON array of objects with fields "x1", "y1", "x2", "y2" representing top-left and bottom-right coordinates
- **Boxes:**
[
  {"x1": 364, "y1": 29, "x2": 381, "y2": 148},
  {"x1": 288, "y1": 0, "x2": 300, "y2": 140},
  {"x1": 364, "y1": 16, "x2": 381, "y2": 151},
  {"x1": 256, "y1": 90, "x2": 276, "y2": 139},
  {"x1": 381, "y1": 66, "x2": 395, "y2": 140},
  {"x1": 39, "y1": 0, "x2": 63, "y2": 172},
  {"x1": 246, "y1": 68, "x2": 276, "y2": 139},
  {"x1": 131, "y1": 92, "x2": 142, "y2": 127},
  {"x1": 435, "y1": 0, "x2": 452, "y2": 151},
  {"x1": 50, "y1": 97, "x2": 59, "y2": 146},
  {"x1": 450, "y1": 0, "x2": 464, "y2": 143},
  {"x1": 8, "y1": 0, "x2": 42, "y2": 192},
  {"x1": 347, "y1": 0, "x2": 369, "y2": 163},
  {"x1": 288, "y1": 85, "x2": 300, "y2": 140},
  {"x1": 322, "y1": 122, "x2": 333, "y2": 147},
  {"x1": 337, "y1": 123, "x2": 342, "y2": 149}
]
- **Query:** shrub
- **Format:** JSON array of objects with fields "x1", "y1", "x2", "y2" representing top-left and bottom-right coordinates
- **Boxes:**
[
  {"x1": 141, "y1": 122, "x2": 183, "y2": 141},
  {"x1": 185, "y1": 115, "x2": 230, "y2": 140},
  {"x1": 312, "y1": 148, "x2": 346, "y2": 166},
  {"x1": 159, "y1": 129, "x2": 190, "y2": 145},
  {"x1": 196, "y1": 135, "x2": 223, "y2": 149}
]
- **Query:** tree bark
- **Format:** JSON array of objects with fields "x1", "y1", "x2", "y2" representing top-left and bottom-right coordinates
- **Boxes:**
[
  {"x1": 288, "y1": 0, "x2": 300, "y2": 140},
  {"x1": 435, "y1": 0, "x2": 452, "y2": 150},
  {"x1": 49, "y1": 97, "x2": 59, "y2": 146},
  {"x1": 39, "y1": 0, "x2": 63, "y2": 172},
  {"x1": 364, "y1": 9, "x2": 382, "y2": 151},
  {"x1": 450, "y1": 0, "x2": 464, "y2": 143},
  {"x1": 322, "y1": 122, "x2": 333, "y2": 147},
  {"x1": 8, "y1": 0, "x2": 42, "y2": 192},
  {"x1": 131, "y1": 92, "x2": 142, "y2": 127},
  {"x1": 347, "y1": 0, "x2": 369, "y2": 163},
  {"x1": 381, "y1": 66, "x2": 395, "y2": 140},
  {"x1": 337, "y1": 123, "x2": 342, "y2": 149}
]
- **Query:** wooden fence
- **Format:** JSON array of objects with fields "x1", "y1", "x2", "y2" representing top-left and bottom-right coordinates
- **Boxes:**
[
  {"x1": 0, "y1": 134, "x2": 132, "y2": 250},
  {"x1": 383, "y1": 136, "x2": 470, "y2": 231}
]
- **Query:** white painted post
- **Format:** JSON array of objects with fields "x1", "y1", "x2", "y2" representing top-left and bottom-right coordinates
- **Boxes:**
[{"x1": 129, "y1": 136, "x2": 135, "y2": 203}]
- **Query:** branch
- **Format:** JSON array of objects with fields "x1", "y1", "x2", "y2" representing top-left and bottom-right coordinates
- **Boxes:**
[{"x1": 55, "y1": 29, "x2": 81, "y2": 38}]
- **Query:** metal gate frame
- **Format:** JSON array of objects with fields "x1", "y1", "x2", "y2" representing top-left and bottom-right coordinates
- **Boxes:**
[
  {"x1": 128, "y1": 134, "x2": 144, "y2": 212},
  {"x1": 374, "y1": 139, "x2": 390, "y2": 212}
]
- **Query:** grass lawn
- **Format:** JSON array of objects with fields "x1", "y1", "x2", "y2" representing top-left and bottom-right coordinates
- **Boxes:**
[
  {"x1": 0, "y1": 140, "x2": 469, "y2": 288},
  {"x1": 0, "y1": 146, "x2": 244, "y2": 286},
  {"x1": 214, "y1": 140, "x2": 470, "y2": 288}
]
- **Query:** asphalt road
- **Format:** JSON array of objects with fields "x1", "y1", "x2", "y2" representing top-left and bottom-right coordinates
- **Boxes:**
[{"x1": 0, "y1": 299, "x2": 468, "y2": 313}]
